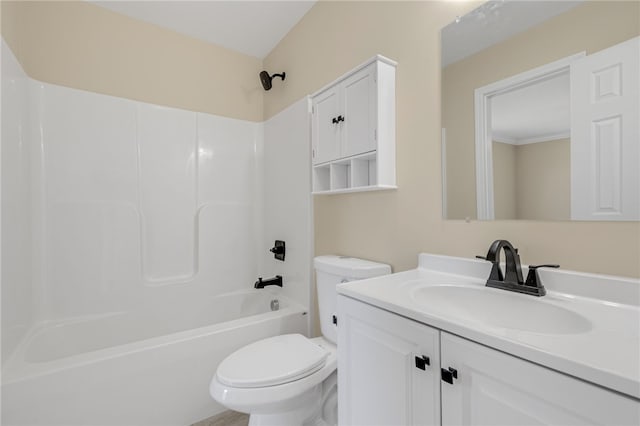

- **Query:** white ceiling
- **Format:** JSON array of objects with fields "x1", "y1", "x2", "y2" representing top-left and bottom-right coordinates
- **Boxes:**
[
  {"x1": 91, "y1": 1, "x2": 316, "y2": 59},
  {"x1": 441, "y1": 0, "x2": 583, "y2": 68},
  {"x1": 491, "y1": 72, "x2": 570, "y2": 145}
]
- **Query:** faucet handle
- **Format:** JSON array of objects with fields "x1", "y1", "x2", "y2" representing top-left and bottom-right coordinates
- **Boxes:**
[
  {"x1": 524, "y1": 264, "x2": 559, "y2": 289},
  {"x1": 528, "y1": 264, "x2": 560, "y2": 270}
]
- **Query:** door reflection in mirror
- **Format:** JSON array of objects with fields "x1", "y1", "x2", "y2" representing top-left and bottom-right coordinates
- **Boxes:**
[{"x1": 441, "y1": 0, "x2": 639, "y2": 221}]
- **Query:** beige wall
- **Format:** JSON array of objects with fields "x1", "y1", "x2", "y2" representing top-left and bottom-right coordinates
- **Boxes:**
[
  {"x1": 493, "y1": 139, "x2": 570, "y2": 221},
  {"x1": 516, "y1": 139, "x2": 570, "y2": 221},
  {"x1": 443, "y1": 1, "x2": 640, "y2": 219},
  {"x1": 1, "y1": 1, "x2": 263, "y2": 122},
  {"x1": 492, "y1": 142, "x2": 516, "y2": 220},
  {"x1": 2, "y1": 1, "x2": 639, "y2": 278},
  {"x1": 264, "y1": 1, "x2": 640, "y2": 278}
]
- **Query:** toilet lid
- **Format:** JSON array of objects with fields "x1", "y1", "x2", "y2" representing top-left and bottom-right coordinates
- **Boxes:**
[{"x1": 216, "y1": 334, "x2": 329, "y2": 388}]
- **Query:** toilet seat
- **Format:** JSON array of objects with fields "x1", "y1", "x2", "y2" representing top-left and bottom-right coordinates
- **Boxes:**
[
  {"x1": 210, "y1": 337, "x2": 337, "y2": 416},
  {"x1": 216, "y1": 334, "x2": 329, "y2": 388}
]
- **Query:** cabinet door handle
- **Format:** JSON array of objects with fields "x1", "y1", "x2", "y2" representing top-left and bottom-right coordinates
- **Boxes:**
[
  {"x1": 441, "y1": 367, "x2": 458, "y2": 384},
  {"x1": 332, "y1": 117, "x2": 339, "y2": 124},
  {"x1": 415, "y1": 355, "x2": 430, "y2": 370},
  {"x1": 337, "y1": 115, "x2": 345, "y2": 122}
]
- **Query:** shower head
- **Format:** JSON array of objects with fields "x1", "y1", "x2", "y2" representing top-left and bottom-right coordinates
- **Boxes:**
[{"x1": 259, "y1": 70, "x2": 286, "y2": 91}]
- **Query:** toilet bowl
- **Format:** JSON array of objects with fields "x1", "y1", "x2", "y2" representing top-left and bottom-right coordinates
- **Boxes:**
[
  {"x1": 210, "y1": 335, "x2": 337, "y2": 426},
  {"x1": 210, "y1": 256, "x2": 390, "y2": 426}
]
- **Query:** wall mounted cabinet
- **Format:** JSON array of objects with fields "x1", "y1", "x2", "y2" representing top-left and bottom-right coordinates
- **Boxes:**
[
  {"x1": 338, "y1": 296, "x2": 640, "y2": 425},
  {"x1": 311, "y1": 55, "x2": 396, "y2": 194}
]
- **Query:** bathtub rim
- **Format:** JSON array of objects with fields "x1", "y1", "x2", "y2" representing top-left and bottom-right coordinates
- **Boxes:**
[{"x1": 2, "y1": 290, "x2": 308, "y2": 384}]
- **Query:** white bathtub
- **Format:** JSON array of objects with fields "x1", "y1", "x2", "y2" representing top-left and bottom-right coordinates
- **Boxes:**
[{"x1": 1, "y1": 290, "x2": 308, "y2": 426}]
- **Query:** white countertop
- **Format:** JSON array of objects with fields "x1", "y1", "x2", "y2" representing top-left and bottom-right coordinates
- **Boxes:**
[{"x1": 337, "y1": 254, "x2": 640, "y2": 400}]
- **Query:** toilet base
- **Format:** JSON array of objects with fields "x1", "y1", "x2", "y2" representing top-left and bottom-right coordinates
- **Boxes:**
[
  {"x1": 247, "y1": 371, "x2": 337, "y2": 426},
  {"x1": 247, "y1": 384, "x2": 321, "y2": 426}
]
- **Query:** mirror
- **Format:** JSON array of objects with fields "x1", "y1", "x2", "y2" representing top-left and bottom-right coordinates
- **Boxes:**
[{"x1": 441, "y1": 0, "x2": 639, "y2": 221}]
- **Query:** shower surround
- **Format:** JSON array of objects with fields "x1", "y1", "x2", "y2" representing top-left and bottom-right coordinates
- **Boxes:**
[{"x1": 1, "y1": 40, "x2": 312, "y2": 425}]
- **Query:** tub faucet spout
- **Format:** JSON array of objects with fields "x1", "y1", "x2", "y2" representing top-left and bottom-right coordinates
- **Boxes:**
[{"x1": 254, "y1": 275, "x2": 283, "y2": 289}]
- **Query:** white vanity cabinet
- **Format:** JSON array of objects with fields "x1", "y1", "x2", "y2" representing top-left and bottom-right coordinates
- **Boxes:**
[
  {"x1": 337, "y1": 295, "x2": 441, "y2": 426},
  {"x1": 440, "y1": 332, "x2": 639, "y2": 426},
  {"x1": 311, "y1": 55, "x2": 396, "y2": 194},
  {"x1": 338, "y1": 295, "x2": 640, "y2": 426}
]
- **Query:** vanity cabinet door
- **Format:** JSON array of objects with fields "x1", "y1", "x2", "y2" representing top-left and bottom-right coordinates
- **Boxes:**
[
  {"x1": 338, "y1": 296, "x2": 440, "y2": 426},
  {"x1": 440, "y1": 332, "x2": 640, "y2": 426}
]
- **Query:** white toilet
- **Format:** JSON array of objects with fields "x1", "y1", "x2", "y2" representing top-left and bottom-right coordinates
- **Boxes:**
[{"x1": 210, "y1": 255, "x2": 391, "y2": 426}]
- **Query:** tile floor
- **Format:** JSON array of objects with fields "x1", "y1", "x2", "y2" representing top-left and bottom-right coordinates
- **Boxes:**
[{"x1": 191, "y1": 410, "x2": 249, "y2": 426}]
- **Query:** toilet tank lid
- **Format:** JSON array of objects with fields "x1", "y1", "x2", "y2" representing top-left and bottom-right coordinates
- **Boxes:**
[{"x1": 314, "y1": 255, "x2": 391, "y2": 279}]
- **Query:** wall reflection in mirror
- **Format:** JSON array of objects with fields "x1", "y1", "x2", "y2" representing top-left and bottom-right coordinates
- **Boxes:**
[{"x1": 441, "y1": 0, "x2": 639, "y2": 221}]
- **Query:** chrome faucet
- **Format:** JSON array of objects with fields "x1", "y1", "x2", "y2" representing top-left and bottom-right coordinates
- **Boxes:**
[{"x1": 481, "y1": 240, "x2": 558, "y2": 297}]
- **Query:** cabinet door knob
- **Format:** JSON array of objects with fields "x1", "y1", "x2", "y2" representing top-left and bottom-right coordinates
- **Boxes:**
[
  {"x1": 332, "y1": 117, "x2": 339, "y2": 124},
  {"x1": 415, "y1": 355, "x2": 430, "y2": 370},
  {"x1": 337, "y1": 115, "x2": 345, "y2": 122},
  {"x1": 441, "y1": 367, "x2": 458, "y2": 384}
]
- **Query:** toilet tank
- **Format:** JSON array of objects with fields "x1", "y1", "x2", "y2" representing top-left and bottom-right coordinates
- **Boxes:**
[{"x1": 314, "y1": 255, "x2": 391, "y2": 344}]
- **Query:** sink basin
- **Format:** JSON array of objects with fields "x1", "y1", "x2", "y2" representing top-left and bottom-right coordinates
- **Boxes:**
[{"x1": 410, "y1": 285, "x2": 592, "y2": 334}]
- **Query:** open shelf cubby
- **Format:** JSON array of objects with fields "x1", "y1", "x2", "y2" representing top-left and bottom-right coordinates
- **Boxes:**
[
  {"x1": 313, "y1": 152, "x2": 393, "y2": 195},
  {"x1": 330, "y1": 160, "x2": 351, "y2": 190},
  {"x1": 351, "y1": 153, "x2": 377, "y2": 188},
  {"x1": 313, "y1": 165, "x2": 331, "y2": 192}
]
